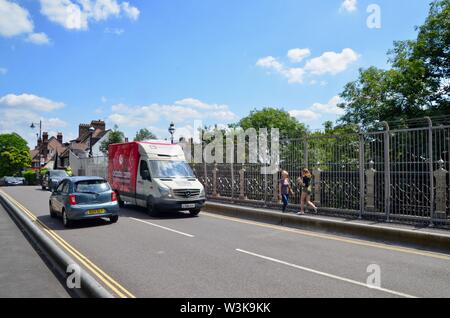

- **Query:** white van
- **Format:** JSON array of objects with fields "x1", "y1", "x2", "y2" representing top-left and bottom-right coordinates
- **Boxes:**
[{"x1": 108, "y1": 141, "x2": 206, "y2": 216}]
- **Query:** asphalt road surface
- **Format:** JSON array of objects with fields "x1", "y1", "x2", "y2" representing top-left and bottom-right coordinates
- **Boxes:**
[{"x1": 1, "y1": 186, "x2": 450, "y2": 298}]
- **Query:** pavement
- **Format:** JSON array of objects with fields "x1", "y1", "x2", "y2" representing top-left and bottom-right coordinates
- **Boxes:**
[
  {"x1": 0, "y1": 201, "x2": 69, "y2": 298},
  {"x1": 1, "y1": 185, "x2": 450, "y2": 298}
]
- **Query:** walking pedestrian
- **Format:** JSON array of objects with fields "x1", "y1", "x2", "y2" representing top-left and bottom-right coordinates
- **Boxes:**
[
  {"x1": 297, "y1": 168, "x2": 318, "y2": 215},
  {"x1": 279, "y1": 170, "x2": 293, "y2": 213}
]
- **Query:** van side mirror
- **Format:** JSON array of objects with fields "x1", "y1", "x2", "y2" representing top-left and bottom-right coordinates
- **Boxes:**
[{"x1": 142, "y1": 170, "x2": 151, "y2": 181}]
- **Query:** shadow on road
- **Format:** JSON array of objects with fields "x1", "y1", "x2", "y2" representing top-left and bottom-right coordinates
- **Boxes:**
[
  {"x1": 118, "y1": 204, "x2": 198, "y2": 221},
  {"x1": 37, "y1": 214, "x2": 112, "y2": 231}
]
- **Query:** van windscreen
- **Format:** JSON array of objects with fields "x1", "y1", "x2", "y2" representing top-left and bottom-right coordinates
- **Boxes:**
[{"x1": 149, "y1": 161, "x2": 195, "y2": 178}]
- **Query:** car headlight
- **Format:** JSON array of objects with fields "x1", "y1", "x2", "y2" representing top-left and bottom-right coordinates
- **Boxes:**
[{"x1": 158, "y1": 186, "x2": 173, "y2": 198}]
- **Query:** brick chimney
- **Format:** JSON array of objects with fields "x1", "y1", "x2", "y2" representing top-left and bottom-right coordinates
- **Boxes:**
[
  {"x1": 90, "y1": 120, "x2": 106, "y2": 132},
  {"x1": 79, "y1": 124, "x2": 90, "y2": 139},
  {"x1": 43, "y1": 132, "x2": 49, "y2": 144},
  {"x1": 42, "y1": 132, "x2": 49, "y2": 159},
  {"x1": 57, "y1": 132, "x2": 63, "y2": 144}
]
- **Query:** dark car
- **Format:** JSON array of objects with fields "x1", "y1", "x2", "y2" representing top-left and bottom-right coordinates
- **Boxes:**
[
  {"x1": 0, "y1": 176, "x2": 24, "y2": 186},
  {"x1": 49, "y1": 177, "x2": 120, "y2": 227},
  {"x1": 42, "y1": 170, "x2": 69, "y2": 191}
]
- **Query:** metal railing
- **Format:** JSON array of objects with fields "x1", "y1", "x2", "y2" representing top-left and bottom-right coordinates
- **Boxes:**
[{"x1": 190, "y1": 118, "x2": 450, "y2": 228}]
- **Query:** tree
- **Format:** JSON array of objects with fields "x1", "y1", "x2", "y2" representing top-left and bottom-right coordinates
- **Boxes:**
[
  {"x1": 134, "y1": 128, "x2": 157, "y2": 141},
  {"x1": 0, "y1": 133, "x2": 31, "y2": 177},
  {"x1": 235, "y1": 107, "x2": 308, "y2": 140},
  {"x1": 100, "y1": 125, "x2": 125, "y2": 155},
  {"x1": 339, "y1": 0, "x2": 450, "y2": 126}
]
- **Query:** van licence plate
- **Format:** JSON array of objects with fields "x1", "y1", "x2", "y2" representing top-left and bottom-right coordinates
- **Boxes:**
[{"x1": 181, "y1": 204, "x2": 196, "y2": 209}]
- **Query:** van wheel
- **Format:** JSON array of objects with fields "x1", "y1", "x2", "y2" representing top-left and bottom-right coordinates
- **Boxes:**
[
  {"x1": 62, "y1": 210, "x2": 73, "y2": 228},
  {"x1": 147, "y1": 200, "x2": 159, "y2": 217},
  {"x1": 189, "y1": 209, "x2": 201, "y2": 216},
  {"x1": 117, "y1": 192, "x2": 125, "y2": 208},
  {"x1": 49, "y1": 202, "x2": 57, "y2": 218},
  {"x1": 110, "y1": 215, "x2": 119, "y2": 223}
]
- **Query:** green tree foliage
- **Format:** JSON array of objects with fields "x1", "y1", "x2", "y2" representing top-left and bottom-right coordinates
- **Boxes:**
[
  {"x1": 339, "y1": 0, "x2": 450, "y2": 126},
  {"x1": 236, "y1": 107, "x2": 308, "y2": 140},
  {"x1": 0, "y1": 133, "x2": 31, "y2": 177},
  {"x1": 134, "y1": 128, "x2": 157, "y2": 141},
  {"x1": 100, "y1": 125, "x2": 125, "y2": 155}
]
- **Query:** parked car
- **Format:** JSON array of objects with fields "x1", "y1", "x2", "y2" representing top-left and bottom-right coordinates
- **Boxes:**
[
  {"x1": 108, "y1": 141, "x2": 206, "y2": 216},
  {"x1": 42, "y1": 170, "x2": 69, "y2": 191},
  {"x1": 0, "y1": 176, "x2": 24, "y2": 186},
  {"x1": 49, "y1": 176, "x2": 119, "y2": 227}
]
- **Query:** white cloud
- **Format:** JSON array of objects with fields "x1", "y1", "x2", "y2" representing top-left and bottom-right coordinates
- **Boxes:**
[
  {"x1": 0, "y1": 0, "x2": 34, "y2": 37},
  {"x1": 104, "y1": 27, "x2": 124, "y2": 35},
  {"x1": 289, "y1": 109, "x2": 320, "y2": 121},
  {"x1": 340, "y1": 0, "x2": 358, "y2": 12},
  {"x1": 0, "y1": 68, "x2": 7, "y2": 75},
  {"x1": 40, "y1": 0, "x2": 88, "y2": 30},
  {"x1": 108, "y1": 98, "x2": 237, "y2": 128},
  {"x1": 121, "y1": 2, "x2": 139, "y2": 20},
  {"x1": 39, "y1": 0, "x2": 140, "y2": 30},
  {"x1": 311, "y1": 96, "x2": 345, "y2": 115},
  {"x1": 256, "y1": 56, "x2": 305, "y2": 84},
  {"x1": 304, "y1": 48, "x2": 359, "y2": 75},
  {"x1": 289, "y1": 96, "x2": 345, "y2": 124},
  {"x1": 45, "y1": 118, "x2": 68, "y2": 128},
  {"x1": 287, "y1": 48, "x2": 311, "y2": 63},
  {"x1": 26, "y1": 32, "x2": 51, "y2": 45},
  {"x1": 0, "y1": 93, "x2": 65, "y2": 111}
]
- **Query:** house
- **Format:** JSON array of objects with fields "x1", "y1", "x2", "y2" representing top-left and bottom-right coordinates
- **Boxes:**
[{"x1": 30, "y1": 132, "x2": 67, "y2": 169}]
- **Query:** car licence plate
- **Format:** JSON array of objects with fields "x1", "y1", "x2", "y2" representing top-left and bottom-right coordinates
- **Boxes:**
[
  {"x1": 87, "y1": 209, "x2": 106, "y2": 215},
  {"x1": 181, "y1": 204, "x2": 196, "y2": 209}
]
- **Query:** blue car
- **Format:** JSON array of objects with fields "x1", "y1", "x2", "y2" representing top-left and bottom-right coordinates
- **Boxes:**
[{"x1": 49, "y1": 176, "x2": 120, "y2": 227}]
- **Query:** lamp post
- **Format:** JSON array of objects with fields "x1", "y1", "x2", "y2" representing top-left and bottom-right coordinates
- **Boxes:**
[
  {"x1": 30, "y1": 120, "x2": 42, "y2": 142},
  {"x1": 168, "y1": 122, "x2": 175, "y2": 144},
  {"x1": 89, "y1": 126, "x2": 95, "y2": 157}
]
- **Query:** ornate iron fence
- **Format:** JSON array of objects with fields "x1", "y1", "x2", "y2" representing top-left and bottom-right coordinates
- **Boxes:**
[{"x1": 190, "y1": 118, "x2": 450, "y2": 228}]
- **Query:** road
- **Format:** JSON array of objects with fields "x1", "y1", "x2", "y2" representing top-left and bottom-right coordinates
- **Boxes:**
[{"x1": 1, "y1": 185, "x2": 450, "y2": 298}]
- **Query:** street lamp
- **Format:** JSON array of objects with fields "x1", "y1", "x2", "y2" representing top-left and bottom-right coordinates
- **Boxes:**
[
  {"x1": 168, "y1": 122, "x2": 175, "y2": 144},
  {"x1": 30, "y1": 120, "x2": 42, "y2": 142},
  {"x1": 89, "y1": 126, "x2": 95, "y2": 157}
]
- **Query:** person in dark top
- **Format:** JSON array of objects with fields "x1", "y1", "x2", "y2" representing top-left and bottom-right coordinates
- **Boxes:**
[
  {"x1": 278, "y1": 170, "x2": 293, "y2": 213},
  {"x1": 296, "y1": 168, "x2": 317, "y2": 215}
]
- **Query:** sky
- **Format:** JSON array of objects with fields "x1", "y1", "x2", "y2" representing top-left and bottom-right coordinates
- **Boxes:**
[{"x1": 0, "y1": 0, "x2": 432, "y2": 148}]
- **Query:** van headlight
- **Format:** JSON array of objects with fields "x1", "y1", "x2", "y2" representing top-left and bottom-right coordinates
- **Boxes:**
[
  {"x1": 158, "y1": 186, "x2": 173, "y2": 198},
  {"x1": 200, "y1": 187, "x2": 205, "y2": 198}
]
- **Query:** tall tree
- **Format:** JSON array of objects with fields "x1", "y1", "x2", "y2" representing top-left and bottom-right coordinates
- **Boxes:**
[
  {"x1": 134, "y1": 128, "x2": 157, "y2": 141},
  {"x1": 0, "y1": 133, "x2": 31, "y2": 177},
  {"x1": 339, "y1": 0, "x2": 450, "y2": 126},
  {"x1": 100, "y1": 125, "x2": 125, "y2": 155}
]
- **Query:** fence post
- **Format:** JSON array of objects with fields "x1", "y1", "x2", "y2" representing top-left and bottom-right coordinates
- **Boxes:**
[
  {"x1": 366, "y1": 160, "x2": 376, "y2": 212},
  {"x1": 383, "y1": 122, "x2": 391, "y2": 222},
  {"x1": 312, "y1": 167, "x2": 321, "y2": 207},
  {"x1": 426, "y1": 117, "x2": 435, "y2": 225},
  {"x1": 273, "y1": 170, "x2": 279, "y2": 202},
  {"x1": 239, "y1": 164, "x2": 247, "y2": 200},
  {"x1": 230, "y1": 163, "x2": 235, "y2": 201},
  {"x1": 203, "y1": 160, "x2": 208, "y2": 195},
  {"x1": 212, "y1": 163, "x2": 219, "y2": 198},
  {"x1": 434, "y1": 159, "x2": 448, "y2": 219},
  {"x1": 359, "y1": 131, "x2": 365, "y2": 219},
  {"x1": 303, "y1": 138, "x2": 309, "y2": 169}
]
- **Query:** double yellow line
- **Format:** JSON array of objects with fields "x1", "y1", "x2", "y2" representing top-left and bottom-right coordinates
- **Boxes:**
[{"x1": 0, "y1": 190, "x2": 135, "y2": 298}]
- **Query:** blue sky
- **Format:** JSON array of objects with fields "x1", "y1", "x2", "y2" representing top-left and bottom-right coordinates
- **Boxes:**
[{"x1": 0, "y1": 0, "x2": 432, "y2": 147}]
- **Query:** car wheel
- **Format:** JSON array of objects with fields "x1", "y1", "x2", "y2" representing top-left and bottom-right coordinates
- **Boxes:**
[
  {"x1": 62, "y1": 210, "x2": 72, "y2": 228},
  {"x1": 49, "y1": 201, "x2": 57, "y2": 218},
  {"x1": 189, "y1": 209, "x2": 201, "y2": 216},
  {"x1": 110, "y1": 215, "x2": 119, "y2": 223},
  {"x1": 42, "y1": 185, "x2": 46, "y2": 190},
  {"x1": 146, "y1": 199, "x2": 159, "y2": 217}
]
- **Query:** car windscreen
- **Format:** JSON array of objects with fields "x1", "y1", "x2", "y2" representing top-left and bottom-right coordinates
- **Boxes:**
[
  {"x1": 149, "y1": 161, "x2": 195, "y2": 178},
  {"x1": 75, "y1": 180, "x2": 110, "y2": 193},
  {"x1": 50, "y1": 170, "x2": 68, "y2": 177}
]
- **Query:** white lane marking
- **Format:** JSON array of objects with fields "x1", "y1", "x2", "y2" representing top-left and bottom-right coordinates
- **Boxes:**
[
  {"x1": 130, "y1": 217, "x2": 195, "y2": 238},
  {"x1": 236, "y1": 249, "x2": 417, "y2": 298}
]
